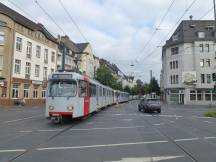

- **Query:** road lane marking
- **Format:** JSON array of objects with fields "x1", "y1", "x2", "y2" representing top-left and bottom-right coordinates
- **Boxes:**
[
  {"x1": 104, "y1": 155, "x2": 185, "y2": 162},
  {"x1": 0, "y1": 149, "x2": 26, "y2": 153},
  {"x1": 38, "y1": 129, "x2": 64, "y2": 132},
  {"x1": 204, "y1": 137, "x2": 216, "y2": 139},
  {"x1": 174, "y1": 138, "x2": 199, "y2": 142},
  {"x1": 3, "y1": 115, "x2": 42, "y2": 123},
  {"x1": 204, "y1": 121, "x2": 213, "y2": 124},
  {"x1": 20, "y1": 130, "x2": 33, "y2": 133},
  {"x1": 37, "y1": 140, "x2": 168, "y2": 151},
  {"x1": 153, "y1": 123, "x2": 164, "y2": 126},
  {"x1": 122, "y1": 119, "x2": 133, "y2": 121},
  {"x1": 69, "y1": 126, "x2": 145, "y2": 131}
]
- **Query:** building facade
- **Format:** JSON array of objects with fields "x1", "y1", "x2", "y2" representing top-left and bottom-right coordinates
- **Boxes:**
[
  {"x1": 161, "y1": 20, "x2": 216, "y2": 105},
  {"x1": 0, "y1": 3, "x2": 58, "y2": 105},
  {"x1": 77, "y1": 43, "x2": 95, "y2": 78}
]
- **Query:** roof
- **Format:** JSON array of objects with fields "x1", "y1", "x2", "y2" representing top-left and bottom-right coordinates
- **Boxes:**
[
  {"x1": 60, "y1": 36, "x2": 80, "y2": 52},
  {"x1": 76, "y1": 43, "x2": 89, "y2": 52},
  {"x1": 0, "y1": 2, "x2": 57, "y2": 43},
  {"x1": 164, "y1": 20, "x2": 216, "y2": 48}
]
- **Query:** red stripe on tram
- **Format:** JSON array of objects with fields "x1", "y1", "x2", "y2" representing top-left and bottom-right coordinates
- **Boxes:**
[{"x1": 84, "y1": 76, "x2": 90, "y2": 116}]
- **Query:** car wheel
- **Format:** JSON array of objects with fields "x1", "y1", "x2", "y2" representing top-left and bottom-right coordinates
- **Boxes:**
[{"x1": 158, "y1": 110, "x2": 161, "y2": 113}]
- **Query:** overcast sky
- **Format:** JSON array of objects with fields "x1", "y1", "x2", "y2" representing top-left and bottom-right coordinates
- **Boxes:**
[{"x1": 1, "y1": 0, "x2": 214, "y2": 83}]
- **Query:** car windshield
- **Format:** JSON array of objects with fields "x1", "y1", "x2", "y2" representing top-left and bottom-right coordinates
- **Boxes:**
[{"x1": 49, "y1": 79, "x2": 77, "y2": 97}]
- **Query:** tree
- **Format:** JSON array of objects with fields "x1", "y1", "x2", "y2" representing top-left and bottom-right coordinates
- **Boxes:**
[
  {"x1": 124, "y1": 85, "x2": 131, "y2": 93},
  {"x1": 95, "y1": 65, "x2": 123, "y2": 91},
  {"x1": 148, "y1": 77, "x2": 160, "y2": 95}
]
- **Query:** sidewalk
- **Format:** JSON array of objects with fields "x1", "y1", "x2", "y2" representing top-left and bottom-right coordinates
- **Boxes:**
[{"x1": 163, "y1": 103, "x2": 216, "y2": 110}]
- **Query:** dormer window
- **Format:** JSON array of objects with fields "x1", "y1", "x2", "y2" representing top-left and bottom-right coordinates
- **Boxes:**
[
  {"x1": 197, "y1": 31, "x2": 205, "y2": 38},
  {"x1": 172, "y1": 34, "x2": 178, "y2": 41}
]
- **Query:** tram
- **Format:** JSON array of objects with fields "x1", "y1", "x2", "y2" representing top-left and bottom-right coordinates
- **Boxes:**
[{"x1": 46, "y1": 71, "x2": 129, "y2": 123}]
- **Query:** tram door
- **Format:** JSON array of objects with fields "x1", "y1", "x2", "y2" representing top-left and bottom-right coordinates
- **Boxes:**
[{"x1": 96, "y1": 85, "x2": 99, "y2": 107}]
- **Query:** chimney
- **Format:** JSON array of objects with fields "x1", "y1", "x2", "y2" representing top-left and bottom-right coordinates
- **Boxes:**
[{"x1": 189, "y1": 15, "x2": 193, "y2": 20}]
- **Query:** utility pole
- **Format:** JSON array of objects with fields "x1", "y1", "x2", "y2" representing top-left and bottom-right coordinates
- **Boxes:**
[{"x1": 214, "y1": 0, "x2": 216, "y2": 32}]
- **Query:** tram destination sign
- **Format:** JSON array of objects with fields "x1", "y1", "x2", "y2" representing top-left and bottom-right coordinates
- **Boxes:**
[{"x1": 52, "y1": 74, "x2": 73, "y2": 79}]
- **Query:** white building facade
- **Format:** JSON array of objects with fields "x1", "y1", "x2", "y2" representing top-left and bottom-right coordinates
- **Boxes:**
[{"x1": 161, "y1": 20, "x2": 216, "y2": 105}]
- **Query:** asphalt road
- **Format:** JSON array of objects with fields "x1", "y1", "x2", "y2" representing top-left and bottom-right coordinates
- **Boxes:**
[{"x1": 0, "y1": 101, "x2": 216, "y2": 162}]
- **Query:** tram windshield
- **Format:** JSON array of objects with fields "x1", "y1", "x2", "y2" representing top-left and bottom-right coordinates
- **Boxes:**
[{"x1": 49, "y1": 80, "x2": 77, "y2": 97}]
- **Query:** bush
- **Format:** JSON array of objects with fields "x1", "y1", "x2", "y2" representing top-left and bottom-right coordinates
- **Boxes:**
[{"x1": 205, "y1": 112, "x2": 216, "y2": 118}]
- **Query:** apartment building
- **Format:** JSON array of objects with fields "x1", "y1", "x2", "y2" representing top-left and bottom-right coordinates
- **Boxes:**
[
  {"x1": 161, "y1": 20, "x2": 216, "y2": 105},
  {"x1": 0, "y1": 3, "x2": 58, "y2": 105},
  {"x1": 76, "y1": 43, "x2": 95, "y2": 78}
]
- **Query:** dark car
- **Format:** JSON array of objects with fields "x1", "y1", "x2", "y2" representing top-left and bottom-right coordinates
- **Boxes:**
[{"x1": 138, "y1": 98, "x2": 161, "y2": 113}]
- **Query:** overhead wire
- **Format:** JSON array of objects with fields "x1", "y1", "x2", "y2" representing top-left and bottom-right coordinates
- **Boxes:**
[
  {"x1": 58, "y1": 0, "x2": 89, "y2": 43},
  {"x1": 7, "y1": 0, "x2": 38, "y2": 23},
  {"x1": 137, "y1": 0, "x2": 198, "y2": 63},
  {"x1": 34, "y1": 0, "x2": 67, "y2": 35},
  {"x1": 135, "y1": 0, "x2": 176, "y2": 62}
]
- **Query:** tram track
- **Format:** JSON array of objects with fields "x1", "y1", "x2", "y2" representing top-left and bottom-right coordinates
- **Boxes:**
[
  {"x1": 6, "y1": 118, "x2": 84, "y2": 162},
  {"x1": 138, "y1": 111, "x2": 198, "y2": 162}
]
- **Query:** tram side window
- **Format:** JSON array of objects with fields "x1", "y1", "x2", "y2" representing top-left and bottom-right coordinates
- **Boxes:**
[
  {"x1": 79, "y1": 80, "x2": 87, "y2": 97},
  {"x1": 100, "y1": 87, "x2": 102, "y2": 96},
  {"x1": 103, "y1": 88, "x2": 106, "y2": 96},
  {"x1": 90, "y1": 84, "x2": 96, "y2": 97}
]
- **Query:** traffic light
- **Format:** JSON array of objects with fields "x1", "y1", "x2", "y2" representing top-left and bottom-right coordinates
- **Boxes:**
[
  {"x1": 213, "y1": 85, "x2": 216, "y2": 93},
  {"x1": 213, "y1": 73, "x2": 216, "y2": 81}
]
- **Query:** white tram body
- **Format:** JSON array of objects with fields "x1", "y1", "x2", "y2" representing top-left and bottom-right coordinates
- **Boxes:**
[{"x1": 46, "y1": 71, "x2": 129, "y2": 121}]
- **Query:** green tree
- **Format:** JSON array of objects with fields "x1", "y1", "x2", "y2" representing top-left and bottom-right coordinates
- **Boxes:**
[
  {"x1": 124, "y1": 85, "x2": 131, "y2": 93},
  {"x1": 148, "y1": 77, "x2": 160, "y2": 95},
  {"x1": 95, "y1": 65, "x2": 115, "y2": 87},
  {"x1": 95, "y1": 65, "x2": 123, "y2": 91}
]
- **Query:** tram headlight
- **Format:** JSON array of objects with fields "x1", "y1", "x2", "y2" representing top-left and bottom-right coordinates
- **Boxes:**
[
  {"x1": 67, "y1": 106, "x2": 74, "y2": 111},
  {"x1": 49, "y1": 105, "x2": 54, "y2": 110}
]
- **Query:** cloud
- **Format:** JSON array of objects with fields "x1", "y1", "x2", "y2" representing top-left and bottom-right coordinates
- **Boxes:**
[{"x1": 2, "y1": 0, "x2": 215, "y2": 82}]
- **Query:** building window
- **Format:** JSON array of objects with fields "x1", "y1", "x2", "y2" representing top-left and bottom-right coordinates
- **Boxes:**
[
  {"x1": 35, "y1": 65, "x2": 40, "y2": 77},
  {"x1": 190, "y1": 90, "x2": 196, "y2": 101},
  {"x1": 44, "y1": 49, "x2": 48, "y2": 64},
  {"x1": 0, "y1": 55, "x2": 3, "y2": 70},
  {"x1": 16, "y1": 37, "x2": 22, "y2": 51},
  {"x1": 197, "y1": 32, "x2": 205, "y2": 38},
  {"x1": 175, "y1": 61, "x2": 178, "y2": 69},
  {"x1": 33, "y1": 88, "x2": 38, "y2": 98},
  {"x1": 12, "y1": 84, "x2": 19, "y2": 98},
  {"x1": 197, "y1": 90, "x2": 203, "y2": 101},
  {"x1": 173, "y1": 61, "x2": 176, "y2": 69},
  {"x1": 199, "y1": 44, "x2": 204, "y2": 52},
  {"x1": 201, "y1": 74, "x2": 205, "y2": 83},
  {"x1": 36, "y1": 45, "x2": 41, "y2": 58},
  {"x1": 207, "y1": 74, "x2": 211, "y2": 84},
  {"x1": 51, "y1": 52, "x2": 55, "y2": 63},
  {"x1": 200, "y1": 59, "x2": 204, "y2": 67},
  {"x1": 170, "y1": 76, "x2": 173, "y2": 84},
  {"x1": 172, "y1": 34, "x2": 178, "y2": 41},
  {"x1": 14, "y1": 59, "x2": 21, "y2": 74},
  {"x1": 170, "y1": 62, "x2": 172, "y2": 69},
  {"x1": 176, "y1": 75, "x2": 179, "y2": 84},
  {"x1": 42, "y1": 90, "x2": 46, "y2": 98},
  {"x1": 25, "y1": 62, "x2": 31, "y2": 75},
  {"x1": 0, "y1": 32, "x2": 4, "y2": 45},
  {"x1": 24, "y1": 84, "x2": 29, "y2": 98},
  {"x1": 206, "y1": 59, "x2": 210, "y2": 67},
  {"x1": 26, "y1": 41, "x2": 32, "y2": 58},
  {"x1": 205, "y1": 44, "x2": 209, "y2": 52},
  {"x1": 171, "y1": 47, "x2": 179, "y2": 55},
  {"x1": 205, "y1": 90, "x2": 211, "y2": 101},
  {"x1": 43, "y1": 67, "x2": 48, "y2": 80}
]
